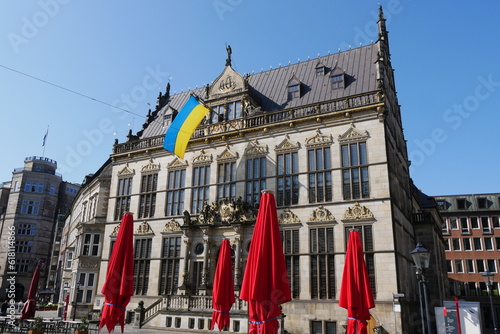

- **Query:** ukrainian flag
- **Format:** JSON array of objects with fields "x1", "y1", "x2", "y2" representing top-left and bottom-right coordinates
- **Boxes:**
[{"x1": 163, "y1": 95, "x2": 210, "y2": 158}]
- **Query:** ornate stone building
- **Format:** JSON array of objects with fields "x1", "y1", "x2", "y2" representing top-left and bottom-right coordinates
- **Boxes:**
[{"x1": 59, "y1": 7, "x2": 448, "y2": 333}]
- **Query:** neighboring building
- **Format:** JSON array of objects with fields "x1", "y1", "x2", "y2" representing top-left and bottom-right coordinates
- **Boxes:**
[
  {"x1": 60, "y1": 7, "x2": 448, "y2": 333},
  {"x1": 57, "y1": 159, "x2": 111, "y2": 320},
  {"x1": 437, "y1": 193, "x2": 500, "y2": 333},
  {"x1": 0, "y1": 156, "x2": 79, "y2": 301}
]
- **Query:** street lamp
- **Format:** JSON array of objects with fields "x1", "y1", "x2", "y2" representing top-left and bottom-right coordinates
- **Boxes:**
[
  {"x1": 482, "y1": 270, "x2": 498, "y2": 333},
  {"x1": 411, "y1": 242, "x2": 432, "y2": 334},
  {"x1": 72, "y1": 282, "x2": 81, "y2": 321}
]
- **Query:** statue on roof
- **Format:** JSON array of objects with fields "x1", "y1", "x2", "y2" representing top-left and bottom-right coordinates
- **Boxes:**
[{"x1": 226, "y1": 44, "x2": 232, "y2": 66}]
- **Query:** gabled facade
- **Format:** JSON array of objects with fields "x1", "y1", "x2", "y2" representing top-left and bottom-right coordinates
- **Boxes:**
[{"x1": 59, "y1": 7, "x2": 448, "y2": 333}]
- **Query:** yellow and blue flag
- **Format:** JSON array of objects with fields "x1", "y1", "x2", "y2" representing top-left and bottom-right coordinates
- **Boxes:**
[{"x1": 163, "y1": 95, "x2": 210, "y2": 158}]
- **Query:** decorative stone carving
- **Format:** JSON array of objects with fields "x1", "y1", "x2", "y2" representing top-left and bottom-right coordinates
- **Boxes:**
[
  {"x1": 279, "y1": 209, "x2": 301, "y2": 224},
  {"x1": 216, "y1": 146, "x2": 239, "y2": 162},
  {"x1": 163, "y1": 219, "x2": 181, "y2": 232},
  {"x1": 209, "y1": 65, "x2": 245, "y2": 98},
  {"x1": 141, "y1": 158, "x2": 160, "y2": 173},
  {"x1": 110, "y1": 223, "x2": 120, "y2": 237},
  {"x1": 309, "y1": 205, "x2": 336, "y2": 222},
  {"x1": 117, "y1": 164, "x2": 134, "y2": 177},
  {"x1": 192, "y1": 149, "x2": 213, "y2": 165},
  {"x1": 135, "y1": 221, "x2": 154, "y2": 234},
  {"x1": 167, "y1": 157, "x2": 188, "y2": 170},
  {"x1": 305, "y1": 129, "x2": 333, "y2": 148},
  {"x1": 343, "y1": 202, "x2": 374, "y2": 220},
  {"x1": 244, "y1": 140, "x2": 269, "y2": 157},
  {"x1": 196, "y1": 197, "x2": 256, "y2": 225},
  {"x1": 275, "y1": 135, "x2": 300, "y2": 153},
  {"x1": 338, "y1": 125, "x2": 369, "y2": 143},
  {"x1": 78, "y1": 258, "x2": 99, "y2": 269}
]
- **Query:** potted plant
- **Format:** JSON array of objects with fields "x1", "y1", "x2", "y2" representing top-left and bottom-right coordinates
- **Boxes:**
[
  {"x1": 28, "y1": 316, "x2": 45, "y2": 334},
  {"x1": 74, "y1": 317, "x2": 89, "y2": 334}
]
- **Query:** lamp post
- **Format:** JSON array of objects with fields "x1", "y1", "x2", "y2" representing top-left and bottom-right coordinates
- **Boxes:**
[
  {"x1": 72, "y1": 282, "x2": 81, "y2": 321},
  {"x1": 411, "y1": 242, "x2": 432, "y2": 334},
  {"x1": 482, "y1": 270, "x2": 498, "y2": 333}
]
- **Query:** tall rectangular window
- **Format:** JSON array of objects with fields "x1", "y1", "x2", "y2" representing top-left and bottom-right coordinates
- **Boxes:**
[
  {"x1": 310, "y1": 227, "x2": 335, "y2": 299},
  {"x1": 134, "y1": 238, "x2": 152, "y2": 295},
  {"x1": 191, "y1": 165, "x2": 211, "y2": 214},
  {"x1": 454, "y1": 259, "x2": 464, "y2": 273},
  {"x1": 76, "y1": 272, "x2": 95, "y2": 304},
  {"x1": 460, "y1": 217, "x2": 469, "y2": 234},
  {"x1": 277, "y1": 152, "x2": 299, "y2": 206},
  {"x1": 245, "y1": 157, "x2": 267, "y2": 207},
  {"x1": 159, "y1": 236, "x2": 181, "y2": 295},
  {"x1": 282, "y1": 229, "x2": 300, "y2": 298},
  {"x1": 308, "y1": 147, "x2": 332, "y2": 203},
  {"x1": 115, "y1": 177, "x2": 132, "y2": 220},
  {"x1": 482, "y1": 217, "x2": 491, "y2": 233},
  {"x1": 341, "y1": 142, "x2": 369, "y2": 200},
  {"x1": 217, "y1": 161, "x2": 236, "y2": 202},
  {"x1": 463, "y1": 238, "x2": 472, "y2": 251},
  {"x1": 139, "y1": 174, "x2": 158, "y2": 218},
  {"x1": 81, "y1": 234, "x2": 100, "y2": 256},
  {"x1": 345, "y1": 226, "x2": 376, "y2": 296},
  {"x1": 166, "y1": 169, "x2": 186, "y2": 216},
  {"x1": 21, "y1": 200, "x2": 40, "y2": 215}
]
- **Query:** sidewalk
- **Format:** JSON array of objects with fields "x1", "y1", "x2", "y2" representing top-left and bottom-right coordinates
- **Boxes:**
[{"x1": 35, "y1": 310, "x2": 167, "y2": 333}]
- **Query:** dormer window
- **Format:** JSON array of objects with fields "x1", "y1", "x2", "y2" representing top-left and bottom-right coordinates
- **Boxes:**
[
  {"x1": 315, "y1": 63, "x2": 326, "y2": 76},
  {"x1": 330, "y1": 66, "x2": 346, "y2": 89},
  {"x1": 287, "y1": 76, "x2": 302, "y2": 100}
]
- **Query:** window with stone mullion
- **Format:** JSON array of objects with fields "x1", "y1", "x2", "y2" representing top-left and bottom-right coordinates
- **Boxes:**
[
  {"x1": 134, "y1": 238, "x2": 152, "y2": 295},
  {"x1": 341, "y1": 142, "x2": 369, "y2": 200},
  {"x1": 115, "y1": 177, "x2": 132, "y2": 220},
  {"x1": 277, "y1": 152, "x2": 299, "y2": 207},
  {"x1": 310, "y1": 227, "x2": 335, "y2": 299},
  {"x1": 139, "y1": 174, "x2": 158, "y2": 218},
  {"x1": 191, "y1": 165, "x2": 211, "y2": 214},
  {"x1": 308, "y1": 147, "x2": 332, "y2": 203},
  {"x1": 282, "y1": 229, "x2": 300, "y2": 298},
  {"x1": 245, "y1": 157, "x2": 267, "y2": 207},
  {"x1": 159, "y1": 236, "x2": 181, "y2": 295},
  {"x1": 166, "y1": 169, "x2": 186, "y2": 216},
  {"x1": 217, "y1": 161, "x2": 236, "y2": 202}
]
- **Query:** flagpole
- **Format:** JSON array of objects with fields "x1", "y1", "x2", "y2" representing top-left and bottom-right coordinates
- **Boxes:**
[{"x1": 42, "y1": 125, "x2": 49, "y2": 157}]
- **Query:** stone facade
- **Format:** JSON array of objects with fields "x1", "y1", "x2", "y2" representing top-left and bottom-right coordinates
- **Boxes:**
[
  {"x1": 58, "y1": 7, "x2": 448, "y2": 334},
  {"x1": 0, "y1": 156, "x2": 79, "y2": 301}
]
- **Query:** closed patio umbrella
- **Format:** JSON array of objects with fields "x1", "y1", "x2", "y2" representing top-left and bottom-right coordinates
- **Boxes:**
[
  {"x1": 99, "y1": 213, "x2": 134, "y2": 333},
  {"x1": 20, "y1": 259, "x2": 44, "y2": 320},
  {"x1": 339, "y1": 230, "x2": 375, "y2": 334},
  {"x1": 240, "y1": 190, "x2": 291, "y2": 334},
  {"x1": 210, "y1": 239, "x2": 235, "y2": 331}
]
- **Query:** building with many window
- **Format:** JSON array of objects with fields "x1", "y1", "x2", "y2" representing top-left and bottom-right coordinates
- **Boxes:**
[
  {"x1": 437, "y1": 193, "x2": 500, "y2": 332},
  {"x1": 59, "y1": 7, "x2": 448, "y2": 333},
  {"x1": 0, "y1": 156, "x2": 79, "y2": 301}
]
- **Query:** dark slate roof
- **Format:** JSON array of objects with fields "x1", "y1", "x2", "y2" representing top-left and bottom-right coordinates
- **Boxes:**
[{"x1": 141, "y1": 43, "x2": 379, "y2": 139}]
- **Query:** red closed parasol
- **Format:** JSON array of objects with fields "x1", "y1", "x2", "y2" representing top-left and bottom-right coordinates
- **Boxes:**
[
  {"x1": 240, "y1": 191, "x2": 291, "y2": 334},
  {"x1": 339, "y1": 230, "x2": 375, "y2": 334},
  {"x1": 210, "y1": 239, "x2": 235, "y2": 331},
  {"x1": 99, "y1": 213, "x2": 135, "y2": 333},
  {"x1": 20, "y1": 259, "x2": 44, "y2": 320}
]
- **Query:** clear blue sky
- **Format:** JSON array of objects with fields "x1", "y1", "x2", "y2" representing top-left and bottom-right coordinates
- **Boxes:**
[{"x1": 1, "y1": 1, "x2": 499, "y2": 196}]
